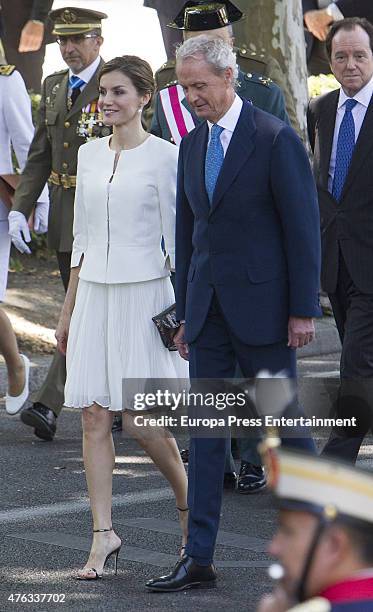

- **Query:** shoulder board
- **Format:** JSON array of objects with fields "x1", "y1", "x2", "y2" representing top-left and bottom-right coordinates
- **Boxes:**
[
  {"x1": 236, "y1": 46, "x2": 267, "y2": 64},
  {"x1": 288, "y1": 597, "x2": 331, "y2": 612},
  {"x1": 162, "y1": 79, "x2": 179, "y2": 89},
  {"x1": 242, "y1": 71, "x2": 273, "y2": 88},
  {"x1": 0, "y1": 64, "x2": 16, "y2": 76},
  {"x1": 45, "y1": 68, "x2": 68, "y2": 80},
  {"x1": 155, "y1": 60, "x2": 176, "y2": 91},
  {"x1": 155, "y1": 59, "x2": 176, "y2": 76}
]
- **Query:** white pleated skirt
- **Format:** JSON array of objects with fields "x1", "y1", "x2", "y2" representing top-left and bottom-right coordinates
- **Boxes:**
[{"x1": 64, "y1": 276, "x2": 189, "y2": 411}]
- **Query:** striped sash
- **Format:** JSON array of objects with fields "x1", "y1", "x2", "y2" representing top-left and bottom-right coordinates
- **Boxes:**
[{"x1": 159, "y1": 84, "x2": 196, "y2": 145}]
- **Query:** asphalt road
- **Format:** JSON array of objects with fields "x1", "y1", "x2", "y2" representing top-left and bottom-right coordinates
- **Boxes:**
[{"x1": 1, "y1": 352, "x2": 372, "y2": 612}]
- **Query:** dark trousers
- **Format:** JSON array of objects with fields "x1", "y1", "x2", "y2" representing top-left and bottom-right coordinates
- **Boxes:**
[
  {"x1": 185, "y1": 293, "x2": 315, "y2": 565},
  {"x1": 154, "y1": 11, "x2": 182, "y2": 59},
  {"x1": 307, "y1": 40, "x2": 330, "y2": 76},
  {"x1": 2, "y1": 40, "x2": 45, "y2": 93},
  {"x1": 32, "y1": 252, "x2": 71, "y2": 415},
  {"x1": 322, "y1": 254, "x2": 373, "y2": 463}
]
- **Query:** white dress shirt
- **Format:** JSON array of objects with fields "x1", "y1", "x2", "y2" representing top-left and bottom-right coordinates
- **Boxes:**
[
  {"x1": 328, "y1": 75, "x2": 373, "y2": 191},
  {"x1": 72, "y1": 134, "x2": 178, "y2": 283},
  {"x1": 207, "y1": 94, "x2": 243, "y2": 156},
  {"x1": 68, "y1": 55, "x2": 101, "y2": 96}
]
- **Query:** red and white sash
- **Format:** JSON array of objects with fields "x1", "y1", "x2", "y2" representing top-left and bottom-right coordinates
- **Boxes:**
[{"x1": 159, "y1": 84, "x2": 195, "y2": 145}]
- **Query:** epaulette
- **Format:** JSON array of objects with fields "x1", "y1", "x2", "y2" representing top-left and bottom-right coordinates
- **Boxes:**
[
  {"x1": 287, "y1": 597, "x2": 331, "y2": 612},
  {"x1": 0, "y1": 64, "x2": 16, "y2": 76},
  {"x1": 163, "y1": 79, "x2": 178, "y2": 89},
  {"x1": 242, "y1": 72, "x2": 274, "y2": 88},
  {"x1": 236, "y1": 46, "x2": 268, "y2": 65},
  {"x1": 45, "y1": 68, "x2": 68, "y2": 80},
  {"x1": 155, "y1": 59, "x2": 177, "y2": 91},
  {"x1": 155, "y1": 59, "x2": 176, "y2": 74}
]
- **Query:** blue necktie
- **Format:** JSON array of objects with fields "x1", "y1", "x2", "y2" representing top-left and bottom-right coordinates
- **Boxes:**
[
  {"x1": 69, "y1": 75, "x2": 85, "y2": 105},
  {"x1": 205, "y1": 124, "x2": 224, "y2": 204},
  {"x1": 332, "y1": 98, "x2": 357, "y2": 202}
]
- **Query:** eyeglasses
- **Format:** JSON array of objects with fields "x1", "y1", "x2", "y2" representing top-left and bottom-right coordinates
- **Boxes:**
[{"x1": 56, "y1": 34, "x2": 99, "y2": 46}]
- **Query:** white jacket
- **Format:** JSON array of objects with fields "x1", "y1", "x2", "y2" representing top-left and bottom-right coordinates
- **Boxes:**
[
  {"x1": 0, "y1": 69, "x2": 48, "y2": 220},
  {"x1": 71, "y1": 134, "x2": 178, "y2": 283}
]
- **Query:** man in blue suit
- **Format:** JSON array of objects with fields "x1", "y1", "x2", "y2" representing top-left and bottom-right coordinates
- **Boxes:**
[{"x1": 146, "y1": 33, "x2": 322, "y2": 593}]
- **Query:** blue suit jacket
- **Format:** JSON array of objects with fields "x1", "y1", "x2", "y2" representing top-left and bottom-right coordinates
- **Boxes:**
[{"x1": 175, "y1": 100, "x2": 322, "y2": 345}]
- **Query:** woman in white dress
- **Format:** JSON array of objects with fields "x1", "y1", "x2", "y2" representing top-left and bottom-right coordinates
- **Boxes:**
[
  {"x1": 0, "y1": 64, "x2": 48, "y2": 415},
  {"x1": 56, "y1": 56, "x2": 189, "y2": 580}
]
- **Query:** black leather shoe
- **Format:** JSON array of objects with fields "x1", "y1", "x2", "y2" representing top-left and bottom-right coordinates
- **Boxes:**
[
  {"x1": 20, "y1": 403, "x2": 57, "y2": 441},
  {"x1": 112, "y1": 414, "x2": 122, "y2": 433},
  {"x1": 237, "y1": 462, "x2": 266, "y2": 494},
  {"x1": 180, "y1": 448, "x2": 189, "y2": 463},
  {"x1": 223, "y1": 471, "x2": 237, "y2": 490},
  {"x1": 145, "y1": 555, "x2": 217, "y2": 592}
]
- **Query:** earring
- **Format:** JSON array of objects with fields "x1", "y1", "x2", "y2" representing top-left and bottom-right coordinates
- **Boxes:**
[{"x1": 138, "y1": 105, "x2": 143, "y2": 113}]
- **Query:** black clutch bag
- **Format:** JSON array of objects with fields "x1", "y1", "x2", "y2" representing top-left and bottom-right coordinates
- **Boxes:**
[{"x1": 152, "y1": 303, "x2": 180, "y2": 351}]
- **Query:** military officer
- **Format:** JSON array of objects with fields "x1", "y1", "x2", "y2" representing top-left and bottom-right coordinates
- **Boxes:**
[
  {"x1": 143, "y1": 0, "x2": 299, "y2": 133},
  {"x1": 257, "y1": 446, "x2": 373, "y2": 611},
  {"x1": 8, "y1": 7, "x2": 110, "y2": 441},
  {"x1": 149, "y1": 0, "x2": 290, "y2": 493}
]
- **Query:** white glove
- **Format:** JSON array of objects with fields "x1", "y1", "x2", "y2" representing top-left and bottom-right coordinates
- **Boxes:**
[
  {"x1": 8, "y1": 211, "x2": 31, "y2": 254},
  {"x1": 33, "y1": 201, "x2": 49, "y2": 234}
]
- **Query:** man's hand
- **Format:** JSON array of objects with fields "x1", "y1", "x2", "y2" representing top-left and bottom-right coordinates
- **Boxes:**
[
  {"x1": 174, "y1": 323, "x2": 189, "y2": 361},
  {"x1": 18, "y1": 20, "x2": 44, "y2": 52},
  {"x1": 288, "y1": 316, "x2": 315, "y2": 349},
  {"x1": 8, "y1": 211, "x2": 32, "y2": 254},
  {"x1": 33, "y1": 201, "x2": 49, "y2": 234},
  {"x1": 304, "y1": 9, "x2": 333, "y2": 41}
]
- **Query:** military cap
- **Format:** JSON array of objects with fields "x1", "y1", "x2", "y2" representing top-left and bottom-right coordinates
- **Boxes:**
[
  {"x1": 49, "y1": 6, "x2": 108, "y2": 36},
  {"x1": 168, "y1": 1, "x2": 245, "y2": 31},
  {"x1": 265, "y1": 447, "x2": 373, "y2": 526}
]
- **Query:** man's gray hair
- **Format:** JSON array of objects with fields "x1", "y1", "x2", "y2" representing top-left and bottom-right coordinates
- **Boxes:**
[{"x1": 176, "y1": 34, "x2": 239, "y2": 86}]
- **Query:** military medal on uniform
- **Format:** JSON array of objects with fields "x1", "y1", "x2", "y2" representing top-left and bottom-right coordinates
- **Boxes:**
[{"x1": 77, "y1": 101, "x2": 110, "y2": 141}]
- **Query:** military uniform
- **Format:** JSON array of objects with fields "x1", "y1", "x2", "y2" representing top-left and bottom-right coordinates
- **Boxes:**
[
  {"x1": 0, "y1": 65, "x2": 48, "y2": 300},
  {"x1": 150, "y1": 53, "x2": 289, "y2": 143},
  {"x1": 147, "y1": 48, "x2": 290, "y2": 140},
  {"x1": 258, "y1": 447, "x2": 373, "y2": 612}
]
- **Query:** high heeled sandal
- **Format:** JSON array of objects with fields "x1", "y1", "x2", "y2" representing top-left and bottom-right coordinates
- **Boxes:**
[
  {"x1": 76, "y1": 527, "x2": 122, "y2": 580},
  {"x1": 177, "y1": 506, "x2": 188, "y2": 557}
]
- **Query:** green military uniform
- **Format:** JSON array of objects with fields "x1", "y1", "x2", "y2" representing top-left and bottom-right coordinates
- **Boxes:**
[
  {"x1": 145, "y1": 46, "x2": 298, "y2": 135},
  {"x1": 148, "y1": 50, "x2": 290, "y2": 142}
]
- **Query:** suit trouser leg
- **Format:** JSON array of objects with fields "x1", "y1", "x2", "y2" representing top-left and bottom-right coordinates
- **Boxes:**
[
  {"x1": 185, "y1": 293, "x2": 314, "y2": 565},
  {"x1": 32, "y1": 252, "x2": 71, "y2": 416},
  {"x1": 2, "y1": 39, "x2": 45, "y2": 93},
  {"x1": 322, "y1": 255, "x2": 373, "y2": 463},
  {"x1": 154, "y1": 11, "x2": 183, "y2": 60}
]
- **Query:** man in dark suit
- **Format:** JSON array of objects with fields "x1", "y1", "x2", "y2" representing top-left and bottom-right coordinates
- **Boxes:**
[
  {"x1": 146, "y1": 34, "x2": 321, "y2": 593},
  {"x1": 303, "y1": 0, "x2": 373, "y2": 74},
  {"x1": 0, "y1": 0, "x2": 54, "y2": 92},
  {"x1": 308, "y1": 17, "x2": 373, "y2": 462}
]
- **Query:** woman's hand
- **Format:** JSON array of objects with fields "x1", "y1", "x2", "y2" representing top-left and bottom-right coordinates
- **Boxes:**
[{"x1": 55, "y1": 312, "x2": 71, "y2": 355}]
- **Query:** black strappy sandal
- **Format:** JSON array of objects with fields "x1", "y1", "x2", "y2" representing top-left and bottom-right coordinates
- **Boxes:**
[{"x1": 76, "y1": 527, "x2": 122, "y2": 580}]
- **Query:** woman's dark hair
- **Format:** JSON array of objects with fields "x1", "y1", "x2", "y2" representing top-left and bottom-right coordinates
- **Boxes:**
[
  {"x1": 326, "y1": 17, "x2": 373, "y2": 60},
  {"x1": 98, "y1": 55, "x2": 155, "y2": 108}
]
